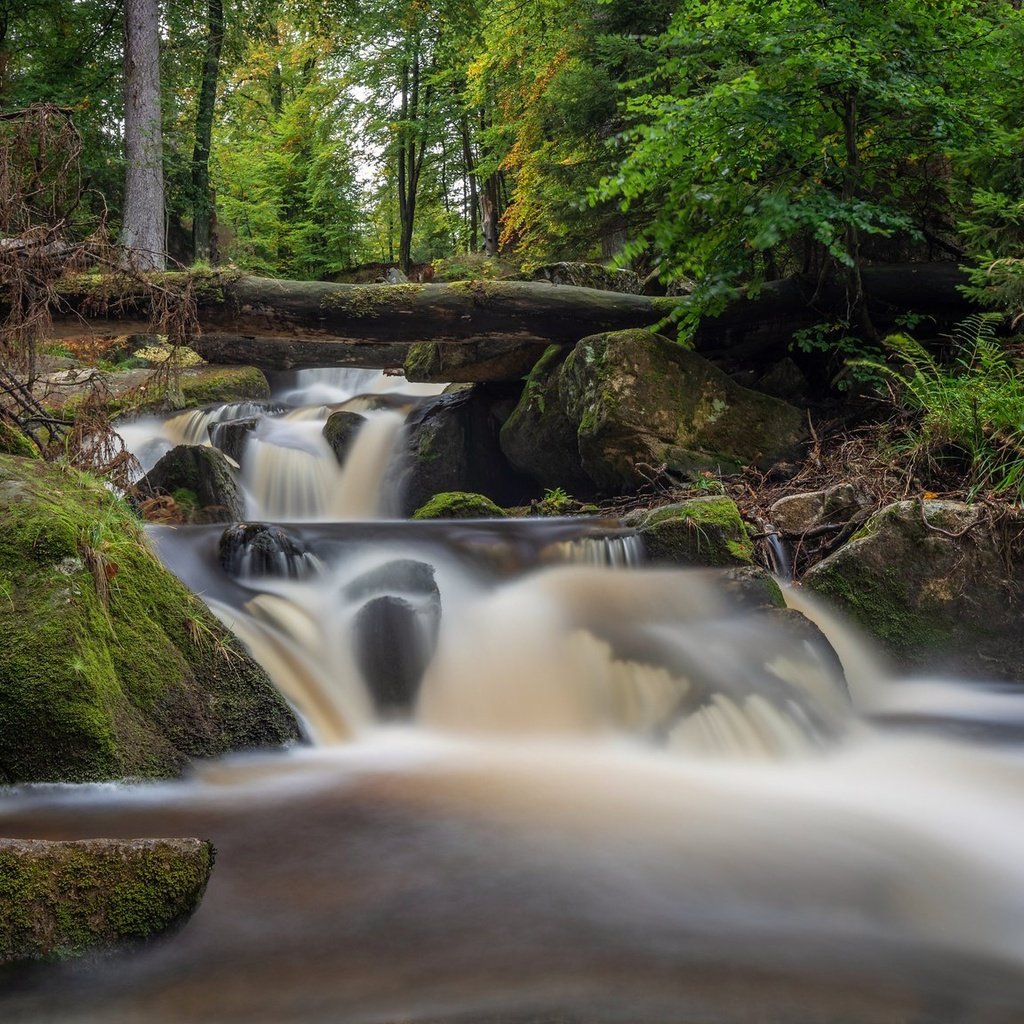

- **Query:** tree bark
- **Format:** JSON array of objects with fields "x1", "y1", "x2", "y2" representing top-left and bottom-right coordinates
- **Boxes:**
[
  {"x1": 191, "y1": 0, "x2": 224, "y2": 264},
  {"x1": 121, "y1": 0, "x2": 166, "y2": 272}
]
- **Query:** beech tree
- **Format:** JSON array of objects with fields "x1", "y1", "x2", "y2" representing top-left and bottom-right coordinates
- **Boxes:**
[{"x1": 121, "y1": 0, "x2": 165, "y2": 270}]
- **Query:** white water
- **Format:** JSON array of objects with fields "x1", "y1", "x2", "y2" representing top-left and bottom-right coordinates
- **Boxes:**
[{"x1": 4, "y1": 366, "x2": 1024, "y2": 1022}]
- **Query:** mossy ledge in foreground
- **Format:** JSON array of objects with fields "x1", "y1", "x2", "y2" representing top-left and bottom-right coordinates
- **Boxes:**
[
  {"x1": 0, "y1": 838, "x2": 213, "y2": 964},
  {"x1": 0, "y1": 454, "x2": 300, "y2": 783}
]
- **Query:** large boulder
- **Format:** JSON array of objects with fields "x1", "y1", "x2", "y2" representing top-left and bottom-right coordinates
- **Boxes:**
[
  {"x1": 0, "y1": 838, "x2": 213, "y2": 964},
  {"x1": 400, "y1": 385, "x2": 535, "y2": 516},
  {"x1": 140, "y1": 444, "x2": 244, "y2": 522},
  {"x1": 500, "y1": 330, "x2": 806, "y2": 494},
  {"x1": 0, "y1": 455, "x2": 300, "y2": 782},
  {"x1": 802, "y1": 500, "x2": 1024, "y2": 680},
  {"x1": 498, "y1": 346, "x2": 594, "y2": 496}
]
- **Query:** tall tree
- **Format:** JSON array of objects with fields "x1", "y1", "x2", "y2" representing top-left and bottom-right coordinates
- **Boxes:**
[
  {"x1": 121, "y1": 0, "x2": 165, "y2": 270},
  {"x1": 191, "y1": 0, "x2": 224, "y2": 262}
]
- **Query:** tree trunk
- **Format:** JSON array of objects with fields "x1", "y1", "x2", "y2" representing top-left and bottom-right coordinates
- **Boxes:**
[
  {"x1": 121, "y1": 0, "x2": 166, "y2": 272},
  {"x1": 191, "y1": 0, "x2": 224, "y2": 264},
  {"x1": 460, "y1": 115, "x2": 479, "y2": 251}
]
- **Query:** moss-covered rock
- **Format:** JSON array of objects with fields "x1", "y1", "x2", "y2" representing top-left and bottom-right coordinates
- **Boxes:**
[
  {"x1": 639, "y1": 497, "x2": 754, "y2": 567},
  {"x1": 40, "y1": 365, "x2": 270, "y2": 419},
  {"x1": 500, "y1": 330, "x2": 806, "y2": 494},
  {"x1": 560, "y1": 330, "x2": 806, "y2": 491},
  {"x1": 403, "y1": 338, "x2": 549, "y2": 384},
  {"x1": 803, "y1": 500, "x2": 1024, "y2": 679},
  {"x1": 0, "y1": 455, "x2": 299, "y2": 783},
  {"x1": 0, "y1": 418, "x2": 38, "y2": 459},
  {"x1": 0, "y1": 838, "x2": 213, "y2": 963},
  {"x1": 323, "y1": 410, "x2": 366, "y2": 466},
  {"x1": 139, "y1": 444, "x2": 245, "y2": 522},
  {"x1": 412, "y1": 491, "x2": 508, "y2": 520},
  {"x1": 498, "y1": 346, "x2": 594, "y2": 495}
]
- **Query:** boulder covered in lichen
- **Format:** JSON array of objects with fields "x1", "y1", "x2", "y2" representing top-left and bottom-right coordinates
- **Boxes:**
[
  {"x1": 323, "y1": 410, "x2": 366, "y2": 466},
  {"x1": 500, "y1": 330, "x2": 806, "y2": 494},
  {"x1": 639, "y1": 497, "x2": 754, "y2": 567},
  {"x1": 803, "y1": 499, "x2": 1024, "y2": 679},
  {"x1": 0, "y1": 838, "x2": 213, "y2": 963},
  {"x1": 0, "y1": 454, "x2": 300, "y2": 783},
  {"x1": 412, "y1": 491, "x2": 507, "y2": 520}
]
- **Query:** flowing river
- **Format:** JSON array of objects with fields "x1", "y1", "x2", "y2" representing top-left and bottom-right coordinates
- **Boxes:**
[{"x1": 3, "y1": 368, "x2": 1024, "y2": 1023}]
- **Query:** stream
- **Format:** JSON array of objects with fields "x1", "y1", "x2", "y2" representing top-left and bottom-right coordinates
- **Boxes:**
[{"x1": 3, "y1": 367, "x2": 1024, "y2": 1023}]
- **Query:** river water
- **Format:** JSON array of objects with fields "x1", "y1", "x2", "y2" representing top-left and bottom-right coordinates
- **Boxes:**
[{"x1": 3, "y1": 368, "x2": 1024, "y2": 1023}]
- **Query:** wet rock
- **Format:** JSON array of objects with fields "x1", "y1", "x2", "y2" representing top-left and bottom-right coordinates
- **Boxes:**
[
  {"x1": 718, "y1": 565, "x2": 786, "y2": 611},
  {"x1": 208, "y1": 416, "x2": 259, "y2": 465},
  {"x1": 345, "y1": 559, "x2": 442, "y2": 714},
  {"x1": 401, "y1": 385, "x2": 534, "y2": 515},
  {"x1": 639, "y1": 497, "x2": 754, "y2": 567},
  {"x1": 0, "y1": 838, "x2": 213, "y2": 964},
  {"x1": 352, "y1": 597, "x2": 434, "y2": 714},
  {"x1": 412, "y1": 491, "x2": 507, "y2": 520},
  {"x1": 343, "y1": 559, "x2": 439, "y2": 605},
  {"x1": 0, "y1": 455, "x2": 299, "y2": 783},
  {"x1": 323, "y1": 410, "x2": 367, "y2": 466},
  {"x1": 140, "y1": 444, "x2": 244, "y2": 522},
  {"x1": 219, "y1": 523, "x2": 319, "y2": 580},
  {"x1": 803, "y1": 500, "x2": 1024, "y2": 680},
  {"x1": 501, "y1": 330, "x2": 806, "y2": 494},
  {"x1": 770, "y1": 483, "x2": 871, "y2": 536},
  {"x1": 403, "y1": 337, "x2": 549, "y2": 385}
]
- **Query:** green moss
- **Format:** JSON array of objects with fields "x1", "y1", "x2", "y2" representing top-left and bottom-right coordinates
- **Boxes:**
[
  {"x1": 321, "y1": 283, "x2": 424, "y2": 318},
  {"x1": 0, "y1": 839, "x2": 214, "y2": 963},
  {"x1": 641, "y1": 497, "x2": 754, "y2": 567},
  {"x1": 412, "y1": 491, "x2": 508, "y2": 520},
  {"x1": 0, "y1": 420, "x2": 38, "y2": 459},
  {"x1": 403, "y1": 341, "x2": 443, "y2": 381},
  {"x1": 0, "y1": 455, "x2": 299, "y2": 783},
  {"x1": 806, "y1": 557, "x2": 951, "y2": 655}
]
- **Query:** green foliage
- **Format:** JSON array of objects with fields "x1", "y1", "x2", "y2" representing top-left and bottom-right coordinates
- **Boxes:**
[
  {"x1": 858, "y1": 315, "x2": 1024, "y2": 499},
  {"x1": 597, "y1": 0, "x2": 1014, "y2": 335}
]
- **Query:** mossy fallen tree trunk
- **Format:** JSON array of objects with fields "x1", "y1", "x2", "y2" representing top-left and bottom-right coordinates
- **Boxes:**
[{"x1": 31, "y1": 275, "x2": 667, "y2": 379}]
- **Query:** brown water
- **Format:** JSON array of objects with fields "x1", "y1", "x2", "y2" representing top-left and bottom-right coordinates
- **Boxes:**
[{"x1": 3, "y1": 368, "x2": 1024, "y2": 1023}]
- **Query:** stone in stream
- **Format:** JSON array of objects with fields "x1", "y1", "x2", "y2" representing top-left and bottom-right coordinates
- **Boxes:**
[
  {"x1": 139, "y1": 444, "x2": 244, "y2": 522},
  {"x1": 322, "y1": 410, "x2": 367, "y2": 466},
  {"x1": 0, "y1": 454, "x2": 300, "y2": 783},
  {"x1": 0, "y1": 838, "x2": 214, "y2": 964},
  {"x1": 218, "y1": 523, "x2": 320, "y2": 580},
  {"x1": 500, "y1": 329, "x2": 807, "y2": 494},
  {"x1": 637, "y1": 497, "x2": 755, "y2": 568},
  {"x1": 412, "y1": 491, "x2": 507, "y2": 520},
  {"x1": 400, "y1": 384, "x2": 535, "y2": 516},
  {"x1": 344, "y1": 559, "x2": 442, "y2": 715},
  {"x1": 803, "y1": 499, "x2": 1024, "y2": 680},
  {"x1": 208, "y1": 416, "x2": 259, "y2": 465}
]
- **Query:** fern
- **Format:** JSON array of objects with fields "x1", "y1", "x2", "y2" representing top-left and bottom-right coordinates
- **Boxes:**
[{"x1": 855, "y1": 315, "x2": 1024, "y2": 500}]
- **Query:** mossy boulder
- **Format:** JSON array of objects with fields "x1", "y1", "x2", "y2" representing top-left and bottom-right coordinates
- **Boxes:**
[
  {"x1": 639, "y1": 497, "x2": 754, "y2": 567},
  {"x1": 0, "y1": 838, "x2": 213, "y2": 963},
  {"x1": 412, "y1": 492, "x2": 507, "y2": 520},
  {"x1": 323, "y1": 410, "x2": 367, "y2": 466},
  {"x1": 770, "y1": 483, "x2": 871, "y2": 537},
  {"x1": 0, "y1": 455, "x2": 299, "y2": 783},
  {"x1": 401, "y1": 385, "x2": 534, "y2": 516},
  {"x1": 498, "y1": 346, "x2": 594, "y2": 496},
  {"x1": 500, "y1": 330, "x2": 806, "y2": 494},
  {"x1": 139, "y1": 444, "x2": 245, "y2": 522},
  {"x1": 803, "y1": 500, "x2": 1024, "y2": 679},
  {"x1": 40, "y1": 365, "x2": 270, "y2": 419},
  {"x1": 560, "y1": 330, "x2": 806, "y2": 491}
]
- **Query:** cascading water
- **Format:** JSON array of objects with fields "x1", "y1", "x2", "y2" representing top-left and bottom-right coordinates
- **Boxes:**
[{"x1": 4, "y1": 366, "x2": 1024, "y2": 1023}]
